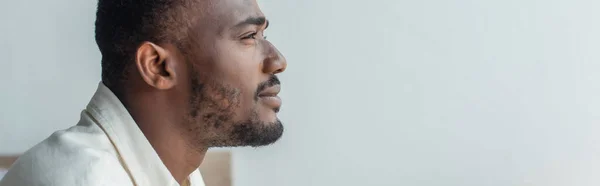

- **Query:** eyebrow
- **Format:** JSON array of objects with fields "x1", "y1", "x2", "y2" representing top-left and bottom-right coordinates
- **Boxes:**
[{"x1": 234, "y1": 16, "x2": 269, "y2": 29}]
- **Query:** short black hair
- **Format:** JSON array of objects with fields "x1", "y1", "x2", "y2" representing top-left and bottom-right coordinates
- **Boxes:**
[{"x1": 95, "y1": 0, "x2": 195, "y2": 89}]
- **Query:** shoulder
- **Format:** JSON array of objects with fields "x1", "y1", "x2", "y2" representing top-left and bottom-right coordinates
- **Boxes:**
[
  {"x1": 1, "y1": 152, "x2": 132, "y2": 186},
  {"x1": 0, "y1": 122, "x2": 132, "y2": 186}
]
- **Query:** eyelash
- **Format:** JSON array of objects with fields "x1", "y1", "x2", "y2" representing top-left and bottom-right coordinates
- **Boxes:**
[{"x1": 242, "y1": 32, "x2": 267, "y2": 40}]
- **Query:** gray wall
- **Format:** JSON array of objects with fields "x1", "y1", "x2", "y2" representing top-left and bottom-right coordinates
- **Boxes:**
[
  {"x1": 0, "y1": 1, "x2": 100, "y2": 154},
  {"x1": 233, "y1": 0, "x2": 600, "y2": 186}
]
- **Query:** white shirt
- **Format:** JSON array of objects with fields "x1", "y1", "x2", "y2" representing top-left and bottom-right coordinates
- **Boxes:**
[{"x1": 0, "y1": 83, "x2": 205, "y2": 186}]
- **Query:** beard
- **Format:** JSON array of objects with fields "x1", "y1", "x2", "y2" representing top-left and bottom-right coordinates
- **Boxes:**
[{"x1": 184, "y1": 68, "x2": 283, "y2": 148}]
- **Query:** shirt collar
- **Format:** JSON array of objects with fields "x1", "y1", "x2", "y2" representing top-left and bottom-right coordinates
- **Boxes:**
[{"x1": 85, "y1": 82, "x2": 191, "y2": 186}]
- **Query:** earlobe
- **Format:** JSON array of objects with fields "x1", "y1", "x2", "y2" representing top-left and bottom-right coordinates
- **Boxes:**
[{"x1": 135, "y1": 42, "x2": 177, "y2": 90}]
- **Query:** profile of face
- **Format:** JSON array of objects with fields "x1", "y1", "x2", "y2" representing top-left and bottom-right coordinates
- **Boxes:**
[{"x1": 164, "y1": 0, "x2": 288, "y2": 148}]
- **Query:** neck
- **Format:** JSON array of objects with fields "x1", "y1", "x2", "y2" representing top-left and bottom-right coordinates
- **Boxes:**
[
  {"x1": 123, "y1": 89, "x2": 208, "y2": 184},
  {"x1": 139, "y1": 121, "x2": 208, "y2": 184}
]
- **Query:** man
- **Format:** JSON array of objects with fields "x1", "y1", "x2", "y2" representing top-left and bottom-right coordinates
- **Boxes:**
[{"x1": 0, "y1": 0, "x2": 286, "y2": 185}]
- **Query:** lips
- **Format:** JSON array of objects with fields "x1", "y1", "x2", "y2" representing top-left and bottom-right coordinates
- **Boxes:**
[
  {"x1": 258, "y1": 85, "x2": 282, "y2": 110},
  {"x1": 258, "y1": 85, "x2": 281, "y2": 97}
]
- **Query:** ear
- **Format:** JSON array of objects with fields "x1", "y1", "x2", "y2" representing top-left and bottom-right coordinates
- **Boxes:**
[{"x1": 135, "y1": 42, "x2": 178, "y2": 90}]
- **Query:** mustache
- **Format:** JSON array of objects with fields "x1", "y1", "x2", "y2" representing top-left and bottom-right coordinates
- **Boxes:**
[{"x1": 255, "y1": 75, "x2": 281, "y2": 97}]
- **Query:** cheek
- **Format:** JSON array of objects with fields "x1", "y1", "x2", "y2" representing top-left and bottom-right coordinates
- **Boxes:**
[
  {"x1": 204, "y1": 39, "x2": 268, "y2": 115},
  {"x1": 216, "y1": 44, "x2": 261, "y2": 77},
  {"x1": 214, "y1": 42, "x2": 263, "y2": 96}
]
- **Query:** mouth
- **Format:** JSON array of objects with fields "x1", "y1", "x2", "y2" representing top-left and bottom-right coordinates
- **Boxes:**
[{"x1": 258, "y1": 85, "x2": 282, "y2": 110}]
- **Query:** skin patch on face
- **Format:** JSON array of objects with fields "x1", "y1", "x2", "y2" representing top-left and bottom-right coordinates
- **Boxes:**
[
  {"x1": 184, "y1": 67, "x2": 283, "y2": 148},
  {"x1": 188, "y1": 69, "x2": 241, "y2": 129},
  {"x1": 199, "y1": 83, "x2": 241, "y2": 129}
]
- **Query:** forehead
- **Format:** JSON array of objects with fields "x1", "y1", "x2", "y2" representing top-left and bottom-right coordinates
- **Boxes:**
[{"x1": 195, "y1": 0, "x2": 264, "y2": 31}]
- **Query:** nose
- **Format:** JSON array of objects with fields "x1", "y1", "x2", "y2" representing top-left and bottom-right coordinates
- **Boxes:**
[{"x1": 262, "y1": 42, "x2": 287, "y2": 75}]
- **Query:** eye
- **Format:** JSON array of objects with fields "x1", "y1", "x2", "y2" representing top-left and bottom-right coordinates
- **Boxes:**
[
  {"x1": 241, "y1": 32, "x2": 267, "y2": 40},
  {"x1": 241, "y1": 32, "x2": 257, "y2": 39}
]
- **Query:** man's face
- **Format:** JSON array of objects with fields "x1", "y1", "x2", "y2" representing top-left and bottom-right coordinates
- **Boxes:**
[{"x1": 175, "y1": 0, "x2": 287, "y2": 147}]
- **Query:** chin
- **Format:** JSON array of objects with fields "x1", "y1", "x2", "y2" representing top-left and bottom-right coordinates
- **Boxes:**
[
  {"x1": 257, "y1": 108, "x2": 280, "y2": 123},
  {"x1": 253, "y1": 119, "x2": 284, "y2": 147},
  {"x1": 259, "y1": 115, "x2": 279, "y2": 126},
  {"x1": 222, "y1": 107, "x2": 284, "y2": 147},
  {"x1": 229, "y1": 118, "x2": 284, "y2": 147}
]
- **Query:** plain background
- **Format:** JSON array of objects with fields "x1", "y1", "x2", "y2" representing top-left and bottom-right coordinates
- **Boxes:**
[
  {"x1": 0, "y1": 1, "x2": 101, "y2": 154},
  {"x1": 2, "y1": 0, "x2": 600, "y2": 186}
]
